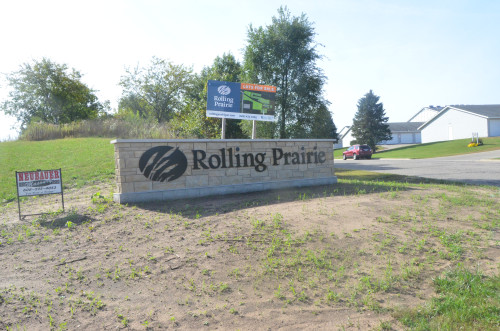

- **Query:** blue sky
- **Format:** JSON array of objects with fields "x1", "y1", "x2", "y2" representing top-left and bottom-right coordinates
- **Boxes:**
[{"x1": 1, "y1": 0, "x2": 499, "y2": 140}]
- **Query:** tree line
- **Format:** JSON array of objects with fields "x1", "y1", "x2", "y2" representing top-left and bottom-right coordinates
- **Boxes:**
[
  {"x1": 2, "y1": 7, "x2": 337, "y2": 140},
  {"x1": 2, "y1": 7, "x2": 390, "y2": 148}
]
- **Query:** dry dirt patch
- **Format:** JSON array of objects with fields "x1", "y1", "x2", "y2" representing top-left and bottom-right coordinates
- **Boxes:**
[{"x1": 0, "y1": 180, "x2": 498, "y2": 330}]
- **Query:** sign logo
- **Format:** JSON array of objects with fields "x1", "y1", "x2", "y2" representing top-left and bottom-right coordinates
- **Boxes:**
[
  {"x1": 139, "y1": 146, "x2": 187, "y2": 182},
  {"x1": 217, "y1": 85, "x2": 231, "y2": 95}
]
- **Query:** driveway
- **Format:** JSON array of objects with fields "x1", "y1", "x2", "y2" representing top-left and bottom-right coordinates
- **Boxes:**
[{"x1": 335, "y1": 149, "x2": 500, "y2": 187}]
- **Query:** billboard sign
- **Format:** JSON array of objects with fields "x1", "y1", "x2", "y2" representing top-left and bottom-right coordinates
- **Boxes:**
[{"x1": 207, "y1": 80, "x2": 276, "y2": 121}]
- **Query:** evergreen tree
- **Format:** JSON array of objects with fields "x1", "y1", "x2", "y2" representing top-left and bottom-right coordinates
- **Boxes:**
[{"x1": 351, "y1": 90, "x2": 391, "y2": 151}]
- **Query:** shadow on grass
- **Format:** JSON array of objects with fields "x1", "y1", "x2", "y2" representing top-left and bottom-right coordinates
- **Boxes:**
[{"x1": 128, "y1": 169, "x2": 463, "y2": 220}]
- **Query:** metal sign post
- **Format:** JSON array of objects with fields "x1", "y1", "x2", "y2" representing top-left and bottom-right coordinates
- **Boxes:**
[{"x1": 221, "y1": 118, "x2": 226, "y2": 139}]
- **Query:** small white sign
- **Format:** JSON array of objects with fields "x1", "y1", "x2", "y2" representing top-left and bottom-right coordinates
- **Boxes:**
[{"x1": 16, "y1": 169, "x2": 62, "y2": 197}]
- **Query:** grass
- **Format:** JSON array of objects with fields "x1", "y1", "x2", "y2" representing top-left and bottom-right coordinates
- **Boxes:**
[
  {"x1": 0, "y1": 138, "x2": 115, "y2": 202},
  {"x1": 395, "y1": 267, "x2": 500, "y2": 330},
  {"x1": 334, "y1": 137, "x2": 500, "y2": 159}
]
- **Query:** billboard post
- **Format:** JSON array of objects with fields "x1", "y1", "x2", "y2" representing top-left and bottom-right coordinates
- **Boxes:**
[{"x1": 221, "y1": 118, "x2": 226, "y2": 139}]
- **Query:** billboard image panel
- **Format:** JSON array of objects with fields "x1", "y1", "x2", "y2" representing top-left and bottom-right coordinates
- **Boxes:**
[
  {"x1": 206, "y1": 80, "x2": 241, "y2": 115},
  {"x1": 206, "y1": 80, "x2": 276, "y2": 121}
]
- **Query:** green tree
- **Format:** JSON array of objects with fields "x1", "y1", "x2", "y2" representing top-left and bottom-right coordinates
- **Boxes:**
[
  {"x1": 351, "y1": 90, "x2": 391, "y2": 151},
  {"x1": 243, "y1": 6, "x2": 336, "y2": 139},
  {"x1": 118, "y1": 57, "x2": 194, "y2": 123},
  {"x1": 308, "y1": 104, "x2": 337, "y2": 139},
  {"x1": 205, "y1": 53, "x2": 247, "y2": 138},
  {"x1": 1, "y1": 58, "x2": 107, "y2": 131},
  {"x1": 174, "y1": 53, "x2": 247, "y2": 139}
]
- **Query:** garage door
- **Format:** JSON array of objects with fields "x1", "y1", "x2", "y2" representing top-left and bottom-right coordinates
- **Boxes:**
[
  {"x1": 490, "y1": 119, "x2": 500, "y2": 137},
  {"x1": 400, "y1": 133, "x2": 415, "y2": 144}
]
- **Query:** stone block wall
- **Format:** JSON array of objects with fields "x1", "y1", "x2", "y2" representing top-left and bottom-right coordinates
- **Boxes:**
[{"x1": 111, "y1": 139, "x2": 337, "y2": 203}]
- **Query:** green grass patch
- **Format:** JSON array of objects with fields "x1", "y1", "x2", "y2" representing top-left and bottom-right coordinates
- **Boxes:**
[
  {"x1": 334, "y1": 137, "x2": 500, "y2": 159},
  {"x1": 0, "y1": 138, "x2": 115, "y2": 202},
  {"x1": 395, "y1": 267, "x2": 500, "y2": 330},
  {"x1": 334, "y1": 168, "x2": 448, "y2": 185}
]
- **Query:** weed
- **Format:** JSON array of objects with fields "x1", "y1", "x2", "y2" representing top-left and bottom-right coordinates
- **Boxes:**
[
  {"x1": 117, "y1": 313, "x2": 129, "y2": 327},
  {"x1": 376, "y1": 321, "x2": 392, "y2": 330},
  {"x1": 396, "y1": 267, "x2": 500, "y2": 330},
  {"x1": 229, "y1": 268, "x2": 241, "y2": 278},
  {"x1": 274, "y1": 285, "x2": 285, "y2": 300},
  {"x1": 326, "y1": 289, "x2": 340, "y2": 303}
]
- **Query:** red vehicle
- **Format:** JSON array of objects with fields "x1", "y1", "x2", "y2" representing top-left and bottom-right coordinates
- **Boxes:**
[{"x1": 342, "y1": 144, "x2": 372, "y2": 160}]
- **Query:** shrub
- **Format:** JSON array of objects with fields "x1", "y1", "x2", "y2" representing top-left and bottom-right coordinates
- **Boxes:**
[{"x1": 19, "y1": 117, "x2": 187, "y2": 141}]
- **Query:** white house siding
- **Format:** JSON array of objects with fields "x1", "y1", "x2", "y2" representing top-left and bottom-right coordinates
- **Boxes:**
[
  {"x1": 334, "y1": 126, "x2": 351, "y2": 148},
  {"x1": 343, "y1": 130, "x2": 354, "y2": 147},
  {"x1": 489, "y1": 119, "x2": 500, "y2": 137},
  {"x1": 409, "y1": 108, "x2": 440, "y2": 122},
  {"x1": 421, "y1": 109, "x2": 489, "y2": 143},
  {"x1": 379, "y1": 132, "x2": 421, "y2": 145}
]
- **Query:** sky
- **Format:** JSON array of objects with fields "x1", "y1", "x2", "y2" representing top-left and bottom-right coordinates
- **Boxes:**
[{"x1": 1, "y1": 0, "x2": 499, "y2": 140}]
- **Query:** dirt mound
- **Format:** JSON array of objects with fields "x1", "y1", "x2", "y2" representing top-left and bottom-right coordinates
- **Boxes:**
[{"x1": 1, "y1": 180, "x2": 498, "y2": 330}]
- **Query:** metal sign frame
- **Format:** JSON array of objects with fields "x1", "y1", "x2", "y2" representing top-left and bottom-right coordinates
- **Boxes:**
[{"x1": 15, "y1": 168, "x2": 65, "y2": 221}]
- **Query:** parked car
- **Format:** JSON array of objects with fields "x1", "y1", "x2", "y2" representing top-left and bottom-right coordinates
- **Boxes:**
[{"x1": 342, "y1": 144, "x2": 372, "y2": 160}]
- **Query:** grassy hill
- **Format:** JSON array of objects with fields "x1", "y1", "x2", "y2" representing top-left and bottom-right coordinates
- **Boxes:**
[{"x1": 0, "y1": 138, "x2": 115, "y2": 202}]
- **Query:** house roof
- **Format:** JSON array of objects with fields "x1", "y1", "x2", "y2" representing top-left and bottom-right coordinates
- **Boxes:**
[
  {"x1": 338, "y1": 126, "x2": 351, "y2": 139},
  {"x1": 408, "y1": 106, "x2": 442, "y2": 122},
  {"x1": 418, "y1": 104, "x2": 500, "y2": 130},
  {"x1": 449, "y1": 104, "x2": 500, "y2": 118},
  {"x1": 388, "y1": 122, "x2": 424, "y2": 132}
]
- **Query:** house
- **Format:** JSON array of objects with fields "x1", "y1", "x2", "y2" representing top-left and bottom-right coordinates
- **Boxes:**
[
  {"x1": 341, "y1": 104, "x2": 499, "y2": 148},
  {"x1": 378, "y1": 122, "x2": 425, "y2": 145},
  {"x1": 334, "y1": 126, "x2": 354, "y2": 149},
  {"x1": 418, "y1": 104, "x2": 500, "y2": 144},
  {"x1": 375, "y1": 105, "x2": 441, "y2": 145},
  {"x1": 339, "y1": 122, "x2": 424, "y2": 147},
  {"x1": 408, "y1": 105, "x2": 443, "y2": 123}
]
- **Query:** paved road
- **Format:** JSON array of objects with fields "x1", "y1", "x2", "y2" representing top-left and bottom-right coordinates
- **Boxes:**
[{"x1": 335, "y1": 150, "x2": 500, "y2": 187}]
